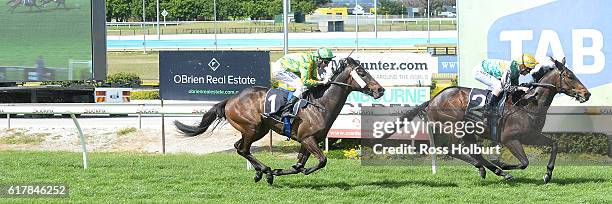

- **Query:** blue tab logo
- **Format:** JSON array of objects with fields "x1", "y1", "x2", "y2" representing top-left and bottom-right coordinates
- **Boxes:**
[{"x1": 487, "y1": 0, "x2": 611, "y2": 88}]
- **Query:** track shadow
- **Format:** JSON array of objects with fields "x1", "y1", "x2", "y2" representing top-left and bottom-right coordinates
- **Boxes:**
[
  {"x1": 13, "y1": 7, "x2": 76, "y2": 13},
  {"x1": 516, "y1": 177, "x2": 608, "y2": 185},
  {"x1": 274, "y1": 179, "x2": 458, "y2": 190},
  {"x1": 14, "y1": 9, "x2": 51, "y2": 13},
  {"x1": 478, "y1": 177, "x2": 608, "y2": 186},
  {"x1": 219, "y1": 145, "x2": 299, "y2": 154}
]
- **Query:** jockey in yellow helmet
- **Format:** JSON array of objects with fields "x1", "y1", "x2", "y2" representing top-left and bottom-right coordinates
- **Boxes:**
[
  {"x1": 473, "y1": 53, "x2": 538, "y2": 141},
  {"x1": 473, "y1": 53, "x2": 538, "y2": 106}
]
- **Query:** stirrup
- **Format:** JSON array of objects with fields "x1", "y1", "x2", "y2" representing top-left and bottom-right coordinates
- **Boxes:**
[
  {"x1": 261, "y1": 113, "x2": 283, "y2": 123},
  {"x1": 285, "y1": 113, "x2": 299, "y2": 120}
]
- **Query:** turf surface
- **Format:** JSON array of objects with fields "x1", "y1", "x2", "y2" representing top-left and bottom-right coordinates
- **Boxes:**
[{"x1": 0, "y1": 151, "x2": 610, "y2": 203}]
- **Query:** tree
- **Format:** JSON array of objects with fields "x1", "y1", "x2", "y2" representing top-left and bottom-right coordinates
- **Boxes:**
[
  {"x1": 379, "y1": 0, "x2": 403, "y2": 15},
  {"x1": 413, "y1": 0, "x2": 455, "y2": 16},
  {"x1": 292, "y1": 0, "x2": 330, "y2": 14},
  {"x1": 106, "y1": 0, "x2": 133, "y2": 22},
  {"x1": 241, "y1": 0, "x2": 279, "y2": 20},
  {"x1": 105, "y1": 0, "x2": 333, "y2": 21}
]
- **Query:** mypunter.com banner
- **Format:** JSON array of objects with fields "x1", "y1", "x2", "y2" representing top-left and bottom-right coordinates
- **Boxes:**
[
  {"x1": 328, "y1": 53, "x2": 438, "y2": 86},
  {"x1": 159, "y1": 51, "x2": 270, "y2": 101}
]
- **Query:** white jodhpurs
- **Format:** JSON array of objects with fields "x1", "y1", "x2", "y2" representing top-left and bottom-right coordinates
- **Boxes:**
[
  {"x1": 271, "y1": 62, "x2": 306, "y2": 98},
  {"x1": 473, "y1": 65, "x2": 503, "y2": 96}
]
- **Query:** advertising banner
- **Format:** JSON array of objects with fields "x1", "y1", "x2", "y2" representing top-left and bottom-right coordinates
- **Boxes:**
[
  {"x1": 458, "y1": 0, "x2": 611, "y2": 106},
  {"x1": 329, "y1": 87, "x2": 431, "y2": 139},
  {"x1": 437, "y1": 55, "x2": 458, "y2": 73},
  {"x1": 329, "y1": 53, "x2": 438, "y2": 86},
  {"x1": 159, "y1": 51, "x2": 271, "y2": 101}
]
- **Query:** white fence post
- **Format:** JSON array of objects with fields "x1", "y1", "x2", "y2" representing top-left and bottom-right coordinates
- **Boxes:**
[{"x1": 71, "y1": 114, "x2": 88, "y2": 169}]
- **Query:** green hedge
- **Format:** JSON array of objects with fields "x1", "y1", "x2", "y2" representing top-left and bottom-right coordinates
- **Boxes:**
[
  {"x1": 40, "y1": 80, "x2": 95, "y2": 87},
  {"x1": 544, "y1": 133, "x2": 609, "y2": 155},
  {"x1": 106, "y1": 72, "x2": 141, "y2": 87},
  {"x1": 39, "y1": 72, "x2": 142, "y2": 88},
  {"x1": 131, "y1": 90, "x2": 160, "y2": 100},
  {"x1": 332, "y1": 133, "x2": 609, "y2": 156}
]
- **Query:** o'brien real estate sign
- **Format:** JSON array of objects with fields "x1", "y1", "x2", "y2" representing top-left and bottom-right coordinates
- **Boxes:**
[
  {"x1": 329, "y1": 53, "x2": 438, "y2": 86},
  {"x1": 159, "y1": 51, "x2": 270, "y2": 101}
]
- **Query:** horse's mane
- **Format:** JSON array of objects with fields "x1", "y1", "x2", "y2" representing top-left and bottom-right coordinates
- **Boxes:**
[
  {"x1": 532, "y1": 56, "x2": 578, "y2": 84},
  {"x1": 307, "y1": 57, "x2": 360, "y2": 100},
  {"x1": 531, "y1": 57, "x2": 555, "y2": 82}
]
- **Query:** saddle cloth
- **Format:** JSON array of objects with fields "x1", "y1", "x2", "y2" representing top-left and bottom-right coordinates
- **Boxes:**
[
  {"x1": 263, "y1": 88, "x2": 308, "y2": 137},
  {"x1": 464, "y1": 88, "x2": 492, "y2": 123}
]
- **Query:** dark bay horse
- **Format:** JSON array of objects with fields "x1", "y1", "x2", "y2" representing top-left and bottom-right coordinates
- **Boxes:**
[
  {"x1": 175, "y1": 57, "x2": 384, "y2": 184},
  {"x1": 391, "y1": 57, "x2": 590, "y2": 183}
]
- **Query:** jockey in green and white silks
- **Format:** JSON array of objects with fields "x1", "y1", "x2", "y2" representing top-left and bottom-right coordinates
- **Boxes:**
[
  {"x1": 271, "y1": 48, "x2": 335, "y2": 99},
  {"x1": 473, "y1": 53, "x2": 538, "y2": 142},
  {"x1": 473, "y1": 53, "x2": 539, "y2": 107}
]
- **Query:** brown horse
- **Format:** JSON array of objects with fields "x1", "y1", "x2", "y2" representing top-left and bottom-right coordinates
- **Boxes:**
[
  {"x1": 175, "y1": 57, "x2": 384, "y2": 184},
  {"x1": 390, "y1": 57, "x2": 590, "y2": 183}
]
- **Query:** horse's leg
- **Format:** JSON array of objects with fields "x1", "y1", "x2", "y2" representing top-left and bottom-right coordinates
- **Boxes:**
[
  {"x1": 463, "y1": 136, "x2": 513, "y2": 180},
  {"x1": 448, "y1": 153, "x2": 487, "y2": 179},
  {"x1": 443, "y1": 134, "x2": 487, "y2": 178},
  {"x1": 301, "y1": 136, "x2": 327, "y2": 175},
  {"x1": 234, "y1": 132, "x2": 274, "y2": 184},
  {"x1": 491, "y1": 139, "x2": 529, "y2": 170},
  {"x1": 523, "y1": 133, "x2": 557, "y2": 183},
  {"x1": 271, "y1": 145, "x2": 311, "y2": 176}
]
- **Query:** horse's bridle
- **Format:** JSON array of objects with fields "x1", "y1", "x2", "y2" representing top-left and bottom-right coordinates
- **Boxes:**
[
  {"x1": 329, "y1": 59, "x2": 365, "y2": 89},
  {"x1": 530, "y1": 67, "x2": 567, "y2": 94}
]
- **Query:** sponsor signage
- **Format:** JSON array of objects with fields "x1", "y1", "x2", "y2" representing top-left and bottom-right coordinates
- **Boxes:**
[
  {"x1": 329, "y1": 53, "x2": 438, "y2": 86},
  {"x1": 437, "y1": 55, "x2": 458, "y2": 73},
  {"x1": 329, "y1": 87, "x2": 431, "y2": 139},
  {"x1": 459, "y1": 0, "x2": 612, "y2": 106},
  {"x1": 159, "y1": 51, "x2": 271, "y2": 101}
]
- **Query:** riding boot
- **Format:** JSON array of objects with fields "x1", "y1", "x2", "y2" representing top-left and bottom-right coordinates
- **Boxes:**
[
  {"x1": 488, "y1": 94, "x2": 501, "y2": 113},
  {"x1": 489, "y1": 109, "x2": 500, "y2": 143},
  {"x1": 282, "y1": 97, "x2": 300, "y2": 118},
  {"x1": 488, "y1": 94, "x2": 501, "y2": 143}
]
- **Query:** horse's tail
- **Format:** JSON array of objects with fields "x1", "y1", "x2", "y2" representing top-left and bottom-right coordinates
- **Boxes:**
[
  {"x1": 174, "y1": 99, "x2": 228, "y2": 137},
  {"x1": 380, "y1": 100, "x2": 430, "y2": 140}
]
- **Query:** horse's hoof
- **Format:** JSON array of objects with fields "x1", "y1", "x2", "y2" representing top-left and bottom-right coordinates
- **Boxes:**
[
  {"x1": 266, "y1": 173, "x2": 274, "y2": 185},
  {"x1": 478, "y1": 167, "x2": 486, "y2": 179},
  {"x1": 271, "y1": 169, "x2": 282, "y2": 175},
  {"x1": 303, "y1": 168, "x2": 313, "y2": 175},
  {"x1": 253, "y1": 171, "x2": 263, "y2": 183},
  {"x1": 504, "y1": 174, "x2": 514, "y2": 181},
  {"x1": 543, "y1": 173, "x2": 552, "y2": 183}
]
